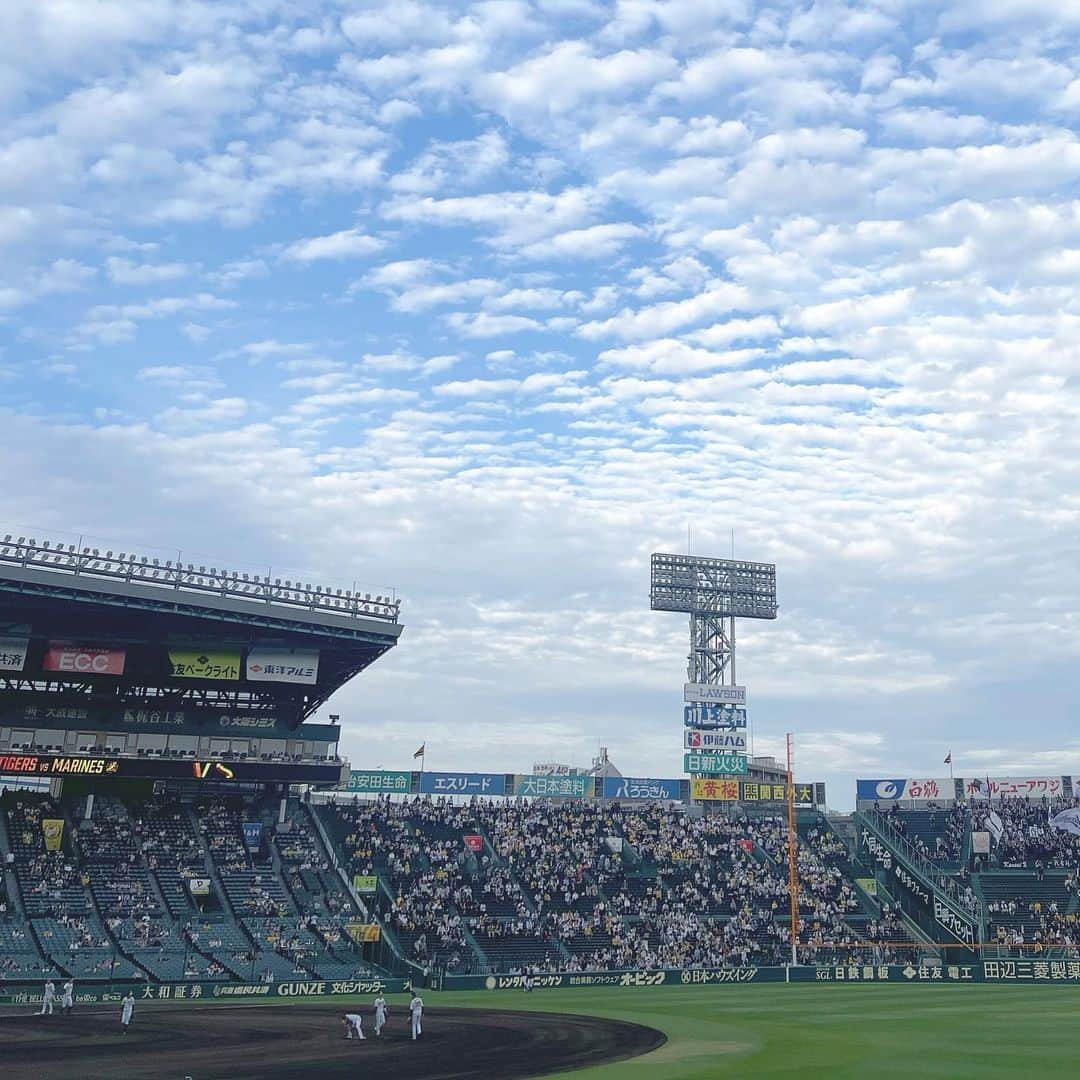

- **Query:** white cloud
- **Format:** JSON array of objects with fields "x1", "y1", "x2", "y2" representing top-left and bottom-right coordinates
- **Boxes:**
[{"x1": 281, "y1": 228, "x2": 385, "y2": 262}]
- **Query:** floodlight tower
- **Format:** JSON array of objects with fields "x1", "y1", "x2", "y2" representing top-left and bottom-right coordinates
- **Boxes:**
[{"x1": 649, "y1": 553, "x2": 777, "y2": 688}]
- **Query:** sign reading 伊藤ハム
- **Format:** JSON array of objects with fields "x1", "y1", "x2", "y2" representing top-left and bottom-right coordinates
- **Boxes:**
[{"x1": 684, "y1": 729, "x2": 747, "y2": 752}]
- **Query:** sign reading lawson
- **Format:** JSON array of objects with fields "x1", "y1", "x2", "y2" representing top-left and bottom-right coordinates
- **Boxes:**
[{"x1": 684, "y1": 683, "x2": 746, "y2": 705}]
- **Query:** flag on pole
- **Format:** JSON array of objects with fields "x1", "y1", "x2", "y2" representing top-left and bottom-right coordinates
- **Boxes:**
[
  {"x1": 943, "y1": 752, "x2": 952, "y2": 765},
  {"x1": 1049, "y1": 808, "x2": 1080, "y2": 838},
  {"x1": 413, "y1": 744, "x2": 425, "y2": 759}
]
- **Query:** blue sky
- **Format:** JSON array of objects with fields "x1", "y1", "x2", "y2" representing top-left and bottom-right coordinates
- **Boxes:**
[{"x1": 3, "y1": 0, "x2": 1080, "y2": 808}]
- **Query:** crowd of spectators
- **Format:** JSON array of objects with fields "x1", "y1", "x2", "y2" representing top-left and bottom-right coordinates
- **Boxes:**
[{"x1": 975, "y1": 798, "x2": 1080, "y2": 868}]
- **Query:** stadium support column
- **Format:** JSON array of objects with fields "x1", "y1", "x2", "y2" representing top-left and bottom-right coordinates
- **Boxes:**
[{"x1": 786, "y1": 733, "x2": 799, "y2": 967}]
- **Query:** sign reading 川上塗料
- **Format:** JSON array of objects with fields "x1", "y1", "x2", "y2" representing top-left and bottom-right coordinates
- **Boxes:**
[
  {"x1": 246, "y1": 647, "x2": 320, "y2": 685},
  {"x1": 684, "y1": 752, "x2": 748, "y2": 776},
  {"x1": 683, "y1": 705, "x2": 746, "y2": 730},
  {"x1": 343, "y1": 770, "x2": 411, "y2": 794},
  {"x1": 603, "y1": 777, "x2": 682, "y2": 801},
  {"x1": 420, "y1": 772, "x2": 506, "y2": 796},
  {"x1": 169, "y1": 649, "x2": 241, "y2": 681},
  {"x1": 684, "y1": 730, "x2": 747, "y2": 752},
  {"x1": 856, "y1": 779, "x2": 953, "y2": 802},
  {"x1": 44, "y1": 642, "x2": 126, "y2": 676},
  {"x1": 0, "y1": 636, "x2": 29, "y2": 673},
  {"x1": 684, "y1": 683, "x2": 746, "y2": 705}
]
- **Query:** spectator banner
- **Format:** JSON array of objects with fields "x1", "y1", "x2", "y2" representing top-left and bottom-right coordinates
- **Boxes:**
[
  {"x1": 684, "y1": 752, "x2": 748, "y2": 775},
  {"x1": 684, "y1": 683, "x2": 746, "y2": 705},
  {"x1": 603, "y1": 776, "x2": 682, "y2": 801},
  {"x1": 856, "y1": 877, "x2": 877, "y2": 896},
  {"x1": 856, "y1": 778, "x2": 952, "y2": 802},
  {"x1": 41, "y1": 818, "x2": 64, "y2": 851},
  {"x1": 345, "y1": 922, "x2": 381, "y2": 943},
  {"x1": 684, "y1": 730, "x2": 747, "y2": 752},
  {"x1": 343, "y1": 769, "x2": 412, "y2": 793},
  {"x1": 516, "y1": 774, "x2": 590, "y2": 798},
  {"x1": 0, "y1": 635, "x2": 28, "y2": 672},
  {"x1": 964, "y1": 776, "x2": 1066, "y2": 800},
  {"x1": 420, "y1": 771, "x2": 506, "y2": 796},
  {"x1": 972, "y1": 831, "x2": 990, "y2": 854},
  {"x1": 44, "y1": 642, "x2": 126, "y2": 676},
  {"x1": 169, "y1": 649, "x2": 241, "y2": 681},
  {"x1": 187, "y1": 877, "x2": 211, "y2": 896},
  {"x1": 684, "y1": 704, "x2": 746, "y2": 730},
  {"x1": 352, "y1": 874, "x2": 378, "y2": 893},
  {"x1": 246, "y1": 647, "x2": 319, "y2": 685},
  {"x1": 242, "y1": 822, "x2": 262, "y2": 851},
  {"x1": 605, "y1": 836, "x2": 624, "y2": 853},
  {"x1": 464, "y1": 834, "x2": 484, "y2": 853}
]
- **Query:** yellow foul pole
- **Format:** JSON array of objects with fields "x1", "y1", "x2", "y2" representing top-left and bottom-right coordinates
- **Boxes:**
[{"x1": 786, "y1": 732, "x2": 799, "y2": 966}]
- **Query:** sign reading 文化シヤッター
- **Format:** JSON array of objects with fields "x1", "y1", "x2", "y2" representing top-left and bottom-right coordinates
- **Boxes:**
[
  {"x1": 684, "y1": 752, "x2": 748, "y2": 775},
  {"x1": 343, "y1": 770, "x2": 412, "y2": 793}
]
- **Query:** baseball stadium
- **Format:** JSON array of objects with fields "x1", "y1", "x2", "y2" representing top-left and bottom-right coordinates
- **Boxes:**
[{"x1": 0, "y1": 534, "x2": 1077, "y2": 1079}]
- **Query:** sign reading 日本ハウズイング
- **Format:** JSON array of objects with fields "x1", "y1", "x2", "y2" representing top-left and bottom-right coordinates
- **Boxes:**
[
  {"x1": 684, "y1": 752, "x2": 748, "y2": 775},
  {"x1": 420, "y1": 772, "x2": 506, "y2": 796},
  {"x1": 169, "y1": 649, "x2": 241, "y2": 681}
]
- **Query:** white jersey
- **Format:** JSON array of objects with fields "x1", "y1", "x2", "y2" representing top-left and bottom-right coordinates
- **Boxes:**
[
  {"x1": 43, "y1": 983, "x2": 56, "y2": 1000},
  {"x1": 344, "y1": 1013, "x2": 363, "y2": 1027},
  {"x1": 374, "y1": 996, "x2": 386, "y2": 1015},
  {"x1": 410, "y1": 996, "x2": 423, "y2": 1017},
  {"x1": 62, "y1": 982, "x2": 74, "y2": 1005},
  {"x1": 121, "y1": 997, "x2": 135, "y2": 1022}
]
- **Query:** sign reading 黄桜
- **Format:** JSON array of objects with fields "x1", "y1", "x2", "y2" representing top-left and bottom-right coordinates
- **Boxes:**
[
  {"x1": 603, "y1": 777, "x2": 682, "y2": 801},
  {"x1": 0, "y1": 636, "x2": 29, "y2": 672},
  {"x1": 420, "y1": 771, "x2": 506, "y2": 796},
  {"x1": 343, "y1": 770, "x2": 411, "y2": 794},
  {"x1": 44, "y1": 642, "x2": 126, "y2": 676},
  {"x1": 691, "y1": 778, "x2": 740, "y2": 801},
  {"x1": 683, "y1": 704, "x2": 746, "y2": 730},
  {"x1": 684, "y1": 752, "x2": 748, "y2": 776},
  {"x1": 684, "y1": 729, "x2": 747, "y2": 752},
  {"x1": 246, "y1": 647, "x2": 320, "y2": 685},
  {"x1": 856, "y1": 778, "x2": 953, "y2": 802},
  {"x1": 516, "y1": 774, "x2": 590, "y2": 798},
  {"x1": 169, "y1": 649, "x2": 241, "y2": 681},
  {"x1": 684, "y1": 683, "x2": 746, "y2": 705}
]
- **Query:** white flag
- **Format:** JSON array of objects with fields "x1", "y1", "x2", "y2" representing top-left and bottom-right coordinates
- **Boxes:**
[
  {"x1": 986, "y1": 810, "x2": 1004, "y2": 843},
  {"x1": 1049, "y1": 808, "x2": 1080, "y2": 838}
]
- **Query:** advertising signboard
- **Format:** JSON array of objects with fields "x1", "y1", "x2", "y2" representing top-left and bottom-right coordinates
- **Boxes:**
[
  {"x1": 690, "y1": 778, "x2": 741, "y2": 801},
  {"x1": 964, "y1": 776, "x2": 1066, "y2": 800},
  {"x1": 343, "y1": 770, "x2": 411, "y2": 794},
  {"x1": 683, "y1": 705, "x2": 746, "y2": 730},
  {"x1": 684, "y1": 730, "x2": 747, "y2": 752},
  {"x1": 0, "y1": 636, "x2": 29, "y2": 672},
  {"x1": 169, "y1": 650, "x2": 241, "y2": 681},
  {"x1": 684, "y1": 683, "x2": 746, "y2": 705},
  {"x1": 603, "y1": 776, "x2": 682, "y2": 801},
  {"x1": 246, "y1": 647, "x2": 319, "y2": 685},
  {"x1": 242, "y1": 822, "x2": 262, "y2": 851},
  {"x1": 516, "y1": 774, "x2": 590, "y2": 798},
  {"x1": 44, "y1": 643, "x2": 126, "y2": 676},
  {"x1": 856, "y1": 779, "x2": 953, "y2": 802},
  {"x1": 684, "y1": 752, "x2": 748, "y2": 775},
  {"x1": 420, "y1": 772, "x2": 506, "y2": 796}
]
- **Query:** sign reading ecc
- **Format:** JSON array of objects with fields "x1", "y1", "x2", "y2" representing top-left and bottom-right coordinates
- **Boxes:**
[{"x1": 44, "y1": 642, "x2": 126, "y2": 676}]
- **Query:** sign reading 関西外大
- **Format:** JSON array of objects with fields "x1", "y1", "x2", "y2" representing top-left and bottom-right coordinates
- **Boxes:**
[
  {"x1": 246, "y1": 647, "x2": 319, "y2": 685},
  {"x1": 343, "y1": 770, "x2": 411, "y2": 794},
  {"x1": 516, "y1": 774, "x2": 590, "y2": 798},
  {"x1": 420, "y1": 771, "x2": 506, "y2": 796},
  {"x1": 684, "y1": 683, "x2": 746, "y2": 705},
  {"x1": 603, "y1": 777, "x2": 682, "y2": 801}
]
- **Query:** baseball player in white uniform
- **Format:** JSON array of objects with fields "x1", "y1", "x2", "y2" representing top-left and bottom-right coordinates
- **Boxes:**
[
  {"x1": 121, "y1": 992, "x2": 135, "y2": 1031},
  {"x1": 373, "y1": 994, "x2": 387, "y2": 1038},
  {"x1": 39, "y1": 980, "x2": 56, "y2": 1015},
  {"x1": 61, "y1": 979, "x2": 74, "y2": 1016},
  {"x1": 409, "y1": 992, "x2": 423, "y2": 1040},
  {"x1": 341, "y1": 1012, "x2": 365, "y2": 1040}
]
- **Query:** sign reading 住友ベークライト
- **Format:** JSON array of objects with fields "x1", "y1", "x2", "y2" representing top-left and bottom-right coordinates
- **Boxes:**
[
  {"x1": 169, "y1": 649, "x2": 241, "y2": 680},
  {"x1": 684, "y1": 752, "x2": 748, "y2": 775}
]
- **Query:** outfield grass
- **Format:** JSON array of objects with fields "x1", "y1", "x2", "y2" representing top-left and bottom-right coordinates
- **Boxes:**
[{"x1": 417, "y1": 984, "x2": 1080, "y2": 1078}]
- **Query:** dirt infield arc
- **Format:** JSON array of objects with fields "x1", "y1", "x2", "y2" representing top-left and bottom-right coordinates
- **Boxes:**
[{"x1": 0, "y1": 1003, "x2": 666, "y2": 1079}]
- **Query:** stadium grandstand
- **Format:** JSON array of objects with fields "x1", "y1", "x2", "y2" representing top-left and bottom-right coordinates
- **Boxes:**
[{"x1": 2, "y1": 533, "x2": 1080, "y2": 1000}]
